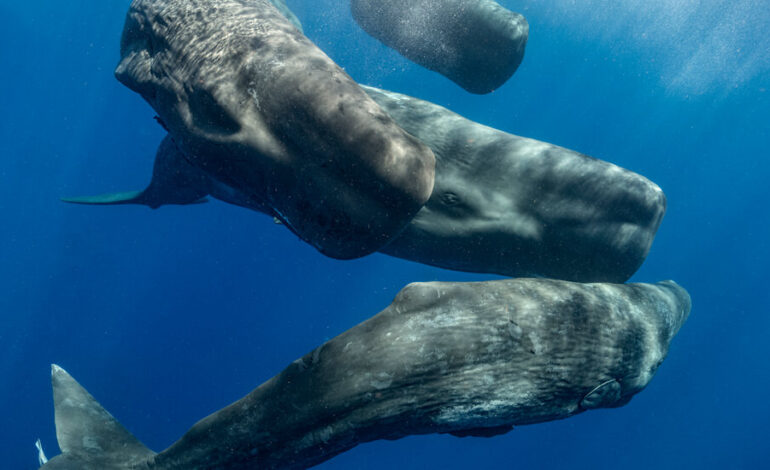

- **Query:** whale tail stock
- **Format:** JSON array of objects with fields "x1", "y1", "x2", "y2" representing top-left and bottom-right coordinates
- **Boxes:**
[{"x1": 39, "y1": 365, "x2": 156, "y2": 470}]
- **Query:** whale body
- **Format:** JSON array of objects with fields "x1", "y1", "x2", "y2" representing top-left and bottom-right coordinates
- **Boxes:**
[
  {"x1": 40, "y1": 279, "x2": 690, "y2": 470},
  {"x1": 66, "y1": 87, "x2": 665, "y2": 283},
  {"x1": 351, "y1": 0, "x2": 528, "y2": 93},
  {"x1": 364, "y1": 87, "x2": 666, "y2": 282}
]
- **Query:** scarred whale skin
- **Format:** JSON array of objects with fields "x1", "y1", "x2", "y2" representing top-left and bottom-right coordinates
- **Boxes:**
[
  {"x1": 40, "y1": 279, "x2": 690, "y2": 470},
  {"x1": 114, "y1": 0, "x2": 436, "y2": 260},
  {"x1": 350, "y1": 0, "x2": 529, "y2": 94}
]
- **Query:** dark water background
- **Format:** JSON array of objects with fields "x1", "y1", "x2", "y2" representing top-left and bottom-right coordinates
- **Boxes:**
[{"x1": 2, "y1": 1, "x2": 768, "y2": 468}]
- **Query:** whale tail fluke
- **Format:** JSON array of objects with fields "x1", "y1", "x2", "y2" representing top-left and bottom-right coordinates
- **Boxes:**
[{"x1": 39, "y1": 365, "x2": 156, "y2": 469}]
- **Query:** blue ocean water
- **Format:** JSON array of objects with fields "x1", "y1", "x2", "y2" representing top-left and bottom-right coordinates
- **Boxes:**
[{"x1": 1, "y1": 0, "x2": 768, "y2": 468}]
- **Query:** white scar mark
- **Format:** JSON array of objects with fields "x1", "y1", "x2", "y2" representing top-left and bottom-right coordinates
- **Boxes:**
[{"x1": 36, "y1": 438, "x2": 48, "y2": 465}]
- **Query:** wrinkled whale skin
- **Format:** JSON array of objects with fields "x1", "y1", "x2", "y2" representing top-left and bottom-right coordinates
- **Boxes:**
[
  {"x1": 152, "y1": 280, "x2": 690, "y2": 469},
  {"x1": 115, "y1": 0, "x2": 436, "y2": 260},
  {"x1": 351, "y1": 0, "x2": 529, "y2": 93},
  {"x1": 41, "y1": 279, "x2": 689, "y2": 470},
  {"x1": 364, "y1": 87, "x2": 667, "y2": 283}
]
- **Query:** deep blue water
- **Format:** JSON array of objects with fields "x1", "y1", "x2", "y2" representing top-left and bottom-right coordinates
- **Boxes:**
[{"x1": 2, "y1": 1, "x2": 769, "y2": 469}]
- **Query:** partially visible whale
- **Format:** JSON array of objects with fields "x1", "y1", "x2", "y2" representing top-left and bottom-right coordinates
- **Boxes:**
[
  {"x1": 364, "y1": 87, "x2": 667, "y2": 282},
  {"x1": 114, "y1": 0, "x2": 435, "y2": 260},
  {"x1": 66, "y1": 87, "x2": 665, "y2": 283},
  {"x1": 39, "y1": 278, "x2": 690, "y2": 469},
  {"x1": 350, "y1": 0, "x2": 528, "y2": 93}
]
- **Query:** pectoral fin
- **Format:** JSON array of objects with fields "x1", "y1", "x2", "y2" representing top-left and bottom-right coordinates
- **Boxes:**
[
  {"x1": 62, "y1": 135, "x2": 211, "y2": 210},
  {"x1": 61, "y1": 190, "x2": 208, "y2": 209},
  {"x1": 62, "y1": 190, "x2": 152, "y2": 206}
]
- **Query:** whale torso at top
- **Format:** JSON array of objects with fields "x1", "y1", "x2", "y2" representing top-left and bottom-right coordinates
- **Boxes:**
[{"x1": 351, "y1": 0, "x2": 529, "y2": 93}]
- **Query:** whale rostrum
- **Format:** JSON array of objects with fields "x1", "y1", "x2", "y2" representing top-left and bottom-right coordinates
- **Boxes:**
[
  {"x1": 40, "y1": 278, "x2": 690, "y2": 470},
  {"x1": 65, "y1": 87, "x2": 665, "y2": 283},
  {"x1": 114, "y1": 0, "x2": 436, "y2": 260}
]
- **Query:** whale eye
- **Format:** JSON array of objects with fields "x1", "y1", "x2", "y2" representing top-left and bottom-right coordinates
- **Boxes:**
[{"x1": 440, "y1": 191, "x2": 461, "y2": 206}]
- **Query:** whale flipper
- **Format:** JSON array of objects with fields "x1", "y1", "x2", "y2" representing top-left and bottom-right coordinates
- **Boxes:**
[
  {"x1": 61, "y1": 190, "x2": 209, "y2": 208},
  {"x1": 61, "y1": 190, "x2": 149, "y2": 205},
  {"x1": 61, "y1": 190, "x2": 208, "y2": 208},
  {"x1": 62, "y1": 136, "x2": 211, "y2": 209},
  {"x1": 40, "y1": 365, "x2": 155, "y2": 469}
]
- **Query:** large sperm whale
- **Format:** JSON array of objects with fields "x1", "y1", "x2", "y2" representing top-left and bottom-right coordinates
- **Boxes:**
[
  {"x1": 364, "y1": 87, "x2": 666, "y2": 282},
  {"x1": 66, "y1": 86, "x2": 665, "y2": 283},
  {"x1": 40, "y1": 279, "x2": 690, "y2": 470},
  {"x1": 114, "y1": 0, "x2": 436, "y2": 260}
]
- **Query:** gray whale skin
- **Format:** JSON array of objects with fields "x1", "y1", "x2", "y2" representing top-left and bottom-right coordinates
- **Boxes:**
[
  {"x1": 350, "y1": 0, "x2": 529, "y2": 94},
  {"x1": 66, "y1": 87, "x2": 665, "y2": 283},
  {"x1": 365, "y1": 87, "x2": 666, "y2": 282},
  {"x1": 114, "y1": 0, "x2": 436, "y2": 260},
  {"x1": 40, "y1": 278, "x2": 690, "y2": 470}
]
